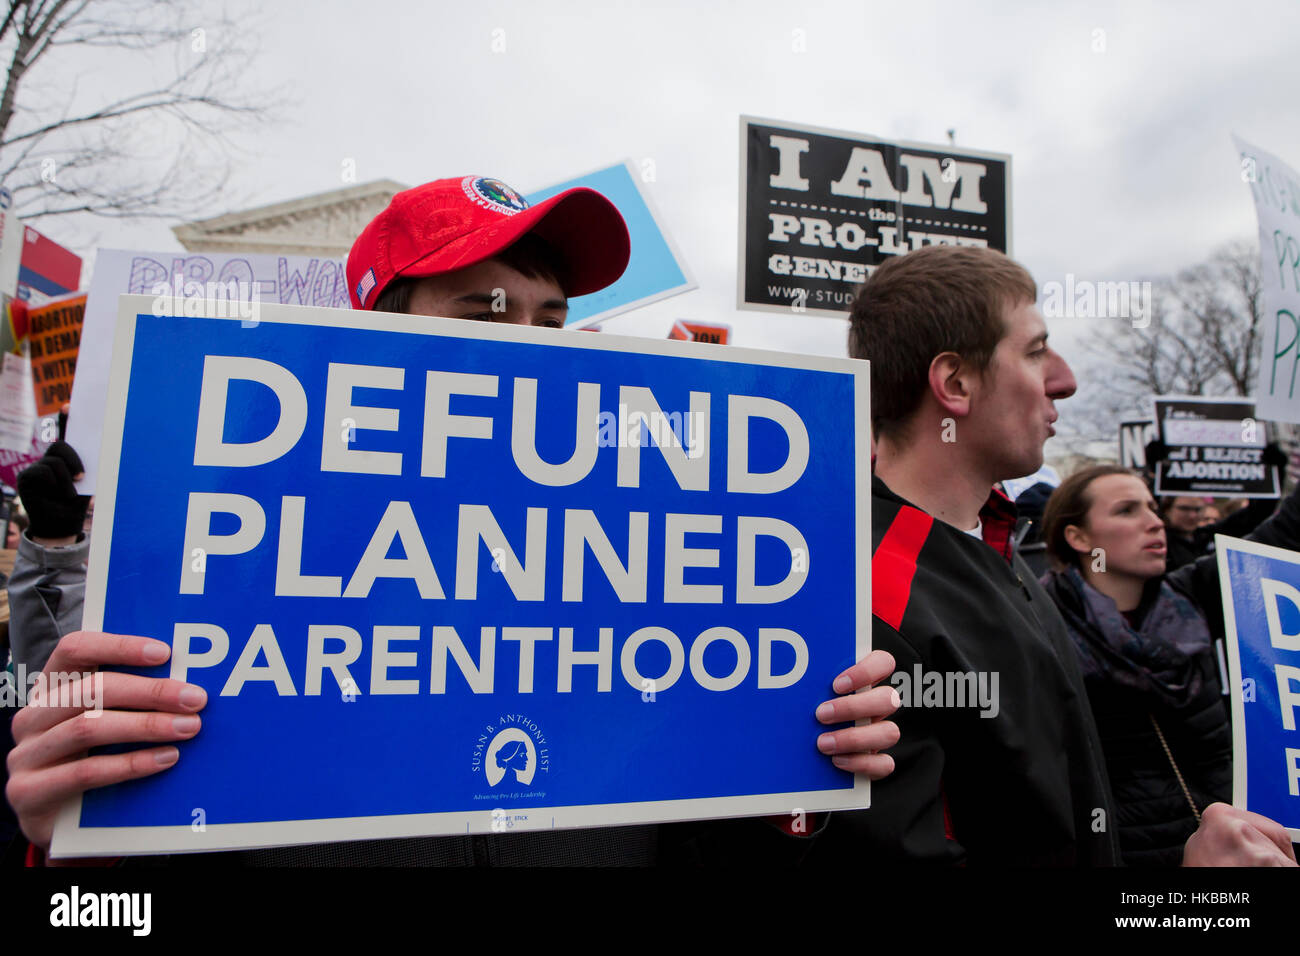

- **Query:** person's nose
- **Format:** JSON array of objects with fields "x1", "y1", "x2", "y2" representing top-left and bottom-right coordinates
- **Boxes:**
[{"x1": 1046, "y1": 350, "x2": 1077, "y2": 400}]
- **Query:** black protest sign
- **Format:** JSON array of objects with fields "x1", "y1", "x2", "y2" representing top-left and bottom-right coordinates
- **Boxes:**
[
  {"x1": 1119, "y1": 419, "x2": 1157, "y2": 470},
  {"x1": 739, "y1": 116, "x2": 1011, "y2": 316},
  {"x1": 1153, "y1": 397, "x2": 1279, "y2": 498}
]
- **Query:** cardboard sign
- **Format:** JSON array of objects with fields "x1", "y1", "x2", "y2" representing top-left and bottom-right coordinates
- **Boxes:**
[
  {"x1": 68, "y1": 249, "x2": 352, "y2": 493},
  {"x1": 0, "y1": 294, "x2": 23, "y2": 354},
  {"x1": 1233, "y1": 136, "x2": 1300, "y2": 425},
  {"x1": 18, "y1": 225, "x2": 82, "y2": 306},
  {"x1": 26, "y1": 292, "x2": 85, "y2": 416},
  {"x1": 53, "y1": 294, "x2": 871, "y2": 857},
  {"x1": 526, "y1": 160, "x2": 695, "y2": 329},
  {"x1": 1152, "y1": 396, "x2": 1278, "y2": 498},
  {"x1": 1216, "y1": 535, "x2": 1300, "y2": 840},
  {"x1": 0, "y1": 436, "x2": 42, "y2": 489},
  {"x1": 1118, "y1": 419, "x2": 1157, "y2": 470},
  {"x1": 69, "y1": 167, "x2": 690, "y2": 491},
  {"x1": 0, "y1": 207, "x2": 22, "y2": 299},
  {"x1": 669, "y1": 320, "x2": 731, "y2": 345},
  {"x1": 0, "y1": 349, "x2": 36, "y2": 453},
  {"x1": 738, "y1": 116, "x2": 1011, "y2": 316}
]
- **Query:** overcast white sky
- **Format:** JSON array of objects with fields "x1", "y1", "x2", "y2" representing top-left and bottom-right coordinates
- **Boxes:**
[{"x1": 38, "y1": 0, "x2": 1300, "y2": 434}]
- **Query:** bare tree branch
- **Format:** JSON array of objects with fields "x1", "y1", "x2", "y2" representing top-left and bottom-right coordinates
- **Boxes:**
[
  {"x1": 0, "y1": 0, "x2": 285, "y2": 226},
  {"x1": 1067, "y1": 241, "x2": 1263, "y2": 452},
  {"x1": 0, "y1": 2, "x2": 29, "y2": 48}
]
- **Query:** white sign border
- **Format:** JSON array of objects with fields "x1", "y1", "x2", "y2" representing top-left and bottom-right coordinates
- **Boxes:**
[{"x1": 53, "y1": 293, "x2": 872, "y2": 857}]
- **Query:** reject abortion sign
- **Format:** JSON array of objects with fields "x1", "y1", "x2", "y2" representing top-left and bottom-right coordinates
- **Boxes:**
[
  {"x1": 1152, "y1": 396, "x2": 1279, "y2": 498},
  {"x1": 739, "y1": 116, "x2": 1011, "y2": 316},
  {"x1": 53, "y1": 295, "x2": 870, "y2": 856},
  {"x1": 1216, "y1": 535, "x2": 1300, "y2": 839}
]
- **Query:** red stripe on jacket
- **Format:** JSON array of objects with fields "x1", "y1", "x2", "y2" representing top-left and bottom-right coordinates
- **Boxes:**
[{"x1": 872, "y1": 506, "x2": 933, "y2": 630}]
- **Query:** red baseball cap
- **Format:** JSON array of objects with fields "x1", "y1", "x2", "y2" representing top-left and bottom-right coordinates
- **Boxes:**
[{"x1": 347, "y1": 175, "x2": 630, "y2": 310}]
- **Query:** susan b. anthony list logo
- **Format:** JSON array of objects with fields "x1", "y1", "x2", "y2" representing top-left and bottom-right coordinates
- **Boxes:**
[{"x1": 471, "y1": 714, "x2": 549, "y2": 799}]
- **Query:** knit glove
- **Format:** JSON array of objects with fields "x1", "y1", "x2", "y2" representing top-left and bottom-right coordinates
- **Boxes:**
[
  {"x1": 17, "y1": 441, "x2": 90, "y2": 540},
  {"x1": 1143, "y1": 439, "x2": 1168, "y2": 465}
]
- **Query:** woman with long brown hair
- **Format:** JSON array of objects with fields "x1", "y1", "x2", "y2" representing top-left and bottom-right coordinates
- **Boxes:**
[{"x1": 1039, "y1": 464, "x2": 1300, "y2": 865}]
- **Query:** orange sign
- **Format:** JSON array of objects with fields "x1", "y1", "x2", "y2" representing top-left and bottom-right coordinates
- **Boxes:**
[
  {"x1": 668, "y1": 319, "x2": 731, "y2": 345},
  {"x1": 27, "y1": 293, "x2": 85, "y2": 416}
]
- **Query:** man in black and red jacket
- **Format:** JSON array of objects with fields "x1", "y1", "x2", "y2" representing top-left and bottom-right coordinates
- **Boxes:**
[{"x1": 805, "y1": 244, "x2": 1296, "y2": 867}]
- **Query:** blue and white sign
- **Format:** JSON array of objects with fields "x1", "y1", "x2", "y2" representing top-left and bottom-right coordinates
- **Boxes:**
[
  {"x1": 1216, "y1": 535, "x2": 1300, "y2": 840},
  {"x1": 70, "y1": 247, "x2": 352, "y2": 494},
  {"x1": 53, "y1": 295, "x2": 870, "y2": 856},
  {"x1": 527, "y1": 160, "x2": 695, "y2": 329}
]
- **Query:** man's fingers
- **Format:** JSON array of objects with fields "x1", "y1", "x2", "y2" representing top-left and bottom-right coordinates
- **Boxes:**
[
  {"x1": 816, "y1": 684, "x2": 901, "y2": 724},
  {"x1": 1187, "y1": 803, "x2": 1300, "y2": 866},
  {"x1": 42, "y1": 631, "x2": 171, "y2": 675},
  {"x1": 829, "y1": 753, "x2": 895, "y2": 780},
  {"x1": 831, "y1": 649, "x2": 896, "y2": 694},
  {"x1": 12, "y1": 672, "x2": 207, "y2": 738},
  {"x1": 1202, "y1": 803, "x2": 1298, "y2": 862},
  {"x1": 7, "y1": 709, "x2": 201, "y2": 773},
  {"x1": 816, "y1": 719, "x2": 900, "y2": 757},
  {"x1": 7, "y1": 747, "x2": 180, "y2": 826},
  {"x1": 1238, "y1": 807, "x2": 1299, "y2": 861}
]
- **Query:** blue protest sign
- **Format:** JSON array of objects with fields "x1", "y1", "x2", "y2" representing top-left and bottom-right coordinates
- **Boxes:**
[
  {"x1": 527, "y1": 161, "x2": 694, "y2": 328},
  {"x1": 1216, "y1": 535, "x2": 1300, "y2": 840},
  {"x1": 54, "y1": 295, "x2": 869, "y2": 856},
  {"x1": 70, "y1": 247, "x2": 351, "y2": 493}
]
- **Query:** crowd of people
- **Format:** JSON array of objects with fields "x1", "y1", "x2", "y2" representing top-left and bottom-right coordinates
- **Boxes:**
[{"x1": 0, "y1": 175, "x2": 1295, "y2": 867}]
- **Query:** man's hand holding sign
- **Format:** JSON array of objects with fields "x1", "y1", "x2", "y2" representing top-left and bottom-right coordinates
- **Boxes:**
[
  {"x1": 8, "y1": 631, "x2": 206, "y2": 856},
  {"x1": 10, "y1": 177, "x2": 898, "y2": 863},
  {"x1": 11, "y1": 637, "x2": 897, "y2": 856}
]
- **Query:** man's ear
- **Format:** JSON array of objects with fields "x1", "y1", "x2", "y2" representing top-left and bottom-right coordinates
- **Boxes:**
[
  {"x1": 928, "y1": 351, "x2": 973, "y2": 418},
  {"x1": 1063, "y1": 523, "x2": 1091, "y2": 557}
]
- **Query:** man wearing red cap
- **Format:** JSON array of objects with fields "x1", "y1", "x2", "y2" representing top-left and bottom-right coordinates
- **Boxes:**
[
  {"x1": 8, "y1": 175, "x2": 899, "y2": 866},
  {"x1": 346, "y1": 176, "x2": 630, "y2": 320}
]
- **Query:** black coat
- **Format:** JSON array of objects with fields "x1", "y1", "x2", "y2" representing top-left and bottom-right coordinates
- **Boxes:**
[
  {"x1": 1164, "y1": 496, "x2": 1276, "y2": 571},
  {"x1": 1039, "y1": 570, "x2": 1230, "y2": 866},
  {"x1": 1041, "y1": 483, "x2": 1300, "y2": 865},
  {"x1": 806, "y1": 477, "x2": 1120, "y2": 867}
]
